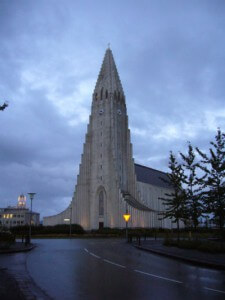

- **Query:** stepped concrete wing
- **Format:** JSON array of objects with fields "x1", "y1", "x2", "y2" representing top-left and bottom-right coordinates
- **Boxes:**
[{"x1": 122, "y1": 191, "x2": 154, "y2": 212}]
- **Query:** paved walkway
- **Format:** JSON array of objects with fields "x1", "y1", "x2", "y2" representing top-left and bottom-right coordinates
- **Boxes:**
[
  {"x1": 134, "y1": 239, "x2": 225, "y2": 270},
  {"x1": 0, "y1": 242, "x2": 35, "y2": 254},
  {"x1": 0, "y1": 268, "x2": 25, "y2": 300},
  {"x1": 0, "y1": 242, "x2": 50, "y2": 300}
]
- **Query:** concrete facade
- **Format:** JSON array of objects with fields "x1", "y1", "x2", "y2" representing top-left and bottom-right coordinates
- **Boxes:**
[{"x1": 43, "y1": 49, "x2": 178, "y2": 230}]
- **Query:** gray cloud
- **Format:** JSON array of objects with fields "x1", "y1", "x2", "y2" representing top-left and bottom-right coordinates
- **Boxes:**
[{"x1": 0, "y1": 0, "x2": 224, "y2": 219}]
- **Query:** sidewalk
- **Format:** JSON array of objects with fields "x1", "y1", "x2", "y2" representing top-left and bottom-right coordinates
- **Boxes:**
[
  {"x1": 134, "y1": 240, "x2": 225, "y2": 270},
  {"x1": 0, "y1": 268, "x2": 25, "y2": 300},
  {"x1": 0, "y1": 242, "x2": 35, "y2": 254}
]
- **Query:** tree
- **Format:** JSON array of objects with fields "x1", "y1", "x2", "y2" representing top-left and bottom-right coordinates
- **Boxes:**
[
  {"x1": 159, "y1": 151, "x2": 187, "y2": 240},
  {"x1": 196, "y1": 128, "x2": 225, "y2": 231},
  {"x1": 180, "y1": 142, "x2": 204, "y2": 230},
  {"x1": 0, "y1": 102, "x2": 8, "y2": 111}
]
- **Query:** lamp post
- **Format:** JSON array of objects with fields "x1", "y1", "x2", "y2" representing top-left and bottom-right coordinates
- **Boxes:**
[
  {"x1": 28, "y1": 192, "x2": 36, "y2": 244},
  {"x1": 123, "y1": 207, "x2": 131, "y2": 241}
]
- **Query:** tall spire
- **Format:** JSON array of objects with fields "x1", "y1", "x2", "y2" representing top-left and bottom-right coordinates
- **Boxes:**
[{"x1": 94, "y1": 48, "x2": 124, "y2": 100}]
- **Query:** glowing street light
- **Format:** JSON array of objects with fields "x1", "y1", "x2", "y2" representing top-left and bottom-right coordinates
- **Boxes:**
[
  {"x1": 123, "y1": 212, "x2": 131, "y2": 241},
  {"x1": 123, "y1": 214, "x2": 131, "y2": 222}
]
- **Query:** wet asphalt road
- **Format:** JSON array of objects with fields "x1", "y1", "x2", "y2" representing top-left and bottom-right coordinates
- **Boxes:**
[{"x1": 0, "y1": 239, "x2": 225, "y2": 300}]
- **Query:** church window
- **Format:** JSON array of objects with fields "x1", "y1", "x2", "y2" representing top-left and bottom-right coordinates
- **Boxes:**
[
  {"x1": 105, "y1": 90, "x2": 108, "y2": 99},
  {"x1": 114, "y1": 91, "x2": 117, "y2": 99},
  {"x1": 99, "y1": 109, "x2": 104, "y2": 115},
  {"x1": 95, "y1": 93, "x2": 98, "y2": 101},
  {"x1": 100, "y1": 88, "x2": 103, "y2": 100},
  {"x1": 100, "y1": 165, "x2": 102, "y2": 169},
  {"x1": 99, "y1": 191, "x2": 104, "y2": 216},
  {"x1": 118, "y1": 92, "x2": 120, "y2": 101}
]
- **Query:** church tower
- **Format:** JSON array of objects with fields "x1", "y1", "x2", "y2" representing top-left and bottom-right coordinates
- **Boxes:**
[
  {"x1": 71, "y1": 48, "x2": 139, "y2": 229},
  {"x1": 43, "y1": 48, "x2": 176, "y2": 230}
]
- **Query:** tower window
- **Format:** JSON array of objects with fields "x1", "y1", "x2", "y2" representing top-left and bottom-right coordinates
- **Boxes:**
[
  {"x1": 95, "y1": 92, "x2": 98, "y2": 101},
  {"x1": 100, "y1": 88, "x2": 103, "y2": 100},
  {"x1": 99, "y1": 191, "x2": 104, "y2": 216},
  {"x1": 105, "y1": 90, "x2": 108, "y2": 99}
]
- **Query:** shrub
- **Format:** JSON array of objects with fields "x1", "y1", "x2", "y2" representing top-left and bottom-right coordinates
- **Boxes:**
[
  {"x1": 0, "y1": 230, "x2": 15, "y2": 249},
  {"x1": 164, "y1": 238, "x2": 225, "y2": 253},
  {"x1": 10, "y1": 224, "x2": 85, "y2": 235}
]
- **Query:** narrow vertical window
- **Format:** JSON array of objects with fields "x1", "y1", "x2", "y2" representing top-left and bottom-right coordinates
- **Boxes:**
[
  {"x1": 99, "y1": 191, "x2": 104, "y2": 216},
  {"x1": 100, "y1": 88, "x2": 103, "y2": 100}
]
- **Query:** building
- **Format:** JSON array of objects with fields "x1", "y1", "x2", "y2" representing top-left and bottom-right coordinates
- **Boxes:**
[
  {"x1": 17, "y1": 194, "x2": 26, "y2": 209},
  {"x1": 43, "y1": 48, "x2": 180, "y2": 230},
  {"x1": 0, "y1": 194, "x2": 40, "y2": 228}
]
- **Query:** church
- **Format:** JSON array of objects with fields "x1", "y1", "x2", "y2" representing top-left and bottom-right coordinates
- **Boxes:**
[{"x1": 43, "y1": 48, "x2": 176, "y2": 230}]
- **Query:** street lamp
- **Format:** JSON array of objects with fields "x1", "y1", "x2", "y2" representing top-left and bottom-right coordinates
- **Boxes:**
[
  {"x1": 123, "y1": 210, "x2": 131, "y2": 241},
  {"x1": 28, "y1": 192, "x2": 36, "y2": 243}
]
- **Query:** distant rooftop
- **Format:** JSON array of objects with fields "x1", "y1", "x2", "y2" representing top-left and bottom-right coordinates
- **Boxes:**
[{"x1": 135, "y1": 163, "x2": 171, "y2": 189}]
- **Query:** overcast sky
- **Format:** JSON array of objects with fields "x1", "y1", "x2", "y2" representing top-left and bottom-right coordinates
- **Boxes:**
[{"x1": 0, "y1": 0, "x2": 224, "y2": 219}]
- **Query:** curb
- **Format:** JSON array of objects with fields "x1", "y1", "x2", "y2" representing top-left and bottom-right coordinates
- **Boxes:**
[
  {"x1": 0, "y1": 244, "x2": 36, "y2": 254},
  {"x1": 134, "y1": 244, "x2": 225, "y2": 271}
]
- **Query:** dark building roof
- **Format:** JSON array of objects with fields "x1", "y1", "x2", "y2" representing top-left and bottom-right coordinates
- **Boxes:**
[{"x1": 135, "y1": 163, "x2": 171, "y2": 189}]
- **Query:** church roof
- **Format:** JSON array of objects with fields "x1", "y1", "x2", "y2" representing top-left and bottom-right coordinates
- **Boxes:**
[
  {"x1": 135, "y1": 163, "x2": 171, "y2": 189},
  {"x1": 94, "y1": 48, "x2": 124, "y2": 96}
]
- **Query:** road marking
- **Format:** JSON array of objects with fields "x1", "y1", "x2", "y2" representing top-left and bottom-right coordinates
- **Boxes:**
[
  {"x1": 84, "y1": 248, "x2": 89, "y2": 253},
  {"x1": 103, "y1": 259, "x2": 126, "y2": 269},
  {"x1": 134, "y1": 269, "x2": 182, "y2": 284},
  {"x1": 89, "y1": 252, "x2": 101, "y2": 259},
  {"x1": 204, "y1": 287, "x2": 225, "y2": 294}
]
